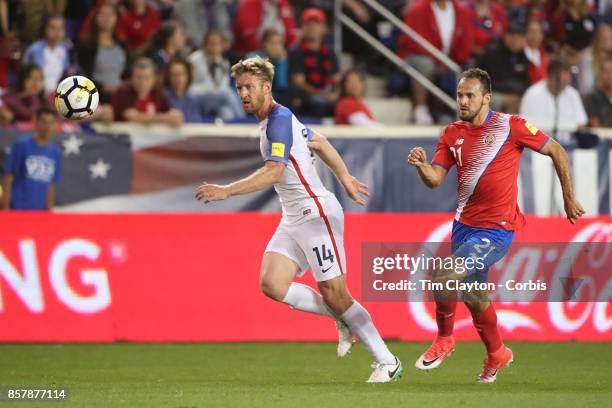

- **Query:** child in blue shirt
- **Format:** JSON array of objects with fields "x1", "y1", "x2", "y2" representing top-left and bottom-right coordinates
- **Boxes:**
[{"x1": 2, "y1": 107, "x2": 62, "y2": 210}]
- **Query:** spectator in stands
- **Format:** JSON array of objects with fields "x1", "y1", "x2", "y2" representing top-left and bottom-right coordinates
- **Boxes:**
[
  {"x1": 232, "y1": 0, "x2": 298, "y2": 56},
  {"x1": 111, "y1": 57, "x2": 183, "y2": 126},
  {"x1": 172, "y1": 0, "x2": 232, "y2": 49},
  {"x1": 188, "y1": 30, "x2": 245, "y2": 121},
  {"x1": 23, "y1": 15, "x2": 71, "y2": 94},
  {"x1": 0, "y1": 31, "x2": 19, "y2": 93},
  {"x1": 247, "y1": 28, "x2": 291, "y2": 106},
  {"x1": 341, "y1": 0, "x2": 382, "y2": 72},
  {"x1": 1, "y1": 107, "x2": 61, "y2": 211},
  {"x1": 148, "y1": 20, "x2": 187, "y2": 71},
  {"x1": 78, "y1": 0, "x2": 125, "y2": 44},
  {"x1": 163, "y1": 58, "x2": 206, "y2": 123},
  {"x1": 117, "y1": 0, "x2": 161, "y2": 54},
  {"x1": 584, "y1": 54, "x2": 612, "y2": 127},
  {"x1": 289, "y1": 8, "x2": 340, "y2": 117},
  {"x1": 506, "y1": 0, "x2": 547, "y2": 28},
  {"x1": 466, "y1": 0, "x2": 508, "y2": 56},
  {"x1": 519, "y1": 58, "x2": 587, "y2": 144},
  {"x1": 64, "y1": 0, "x2": 96, "y2": 41},
  {"x1": 0, "y1": 65, "x2": 51, "y2": 123},
  {"x1": 525, "y1": 19, "x2": 549, "y2": 84},
  {"x1": 479, "y1": 22, "x2": 532, "y2": 113},
  {"x1": 579, "y1": 23, "x2": 612, "y2": 94},
  {"x1": 551, "y1": 0, "x2": 598, "y2": 52},
  {"x1": 76, "y1": 3, "x2": 128, "y2": 103},
  {"x1": 397, "y1": 0, "x2": 473, "y2": 124},
  {"x1": 335, "y1": 69, "x2": 381, "y2": 127},
  {"x1": 12, "y1": 0, "x2": 64, "y2": 45}
]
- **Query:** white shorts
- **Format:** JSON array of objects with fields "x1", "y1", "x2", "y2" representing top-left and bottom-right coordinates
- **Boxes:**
[{"x1": 265, "y1": 204, "x2": 346, "y2": 282}]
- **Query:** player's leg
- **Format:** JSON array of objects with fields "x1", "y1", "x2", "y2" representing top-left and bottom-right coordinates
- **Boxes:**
[
  {"x1": 464, "y1": 290, "x2": 513, "y2": 384},
  {"x1": 415, "y1": 261, "x2": 458, "y2": 370},
  {"x1": 301, "y1": 211, "x2": 401, "y2": 382},
  {"x1": 457, "y1": 228, "x2": 514, "y2": 383},
  {"x1": 261, "y1": 255, "x2": 333, "y2": 318},
  {"x1": 415, "y1": 223, "x2": 476, "y2": 371},
  {"x1": 317, "y1": 276, "x2": 402, "y2": 383},
  {"x1": 262, "y1": 225, "x2": 333, "y2": 316},
  {"x1": 264, "y1": 223, "x2": 357, "y2": 358}
]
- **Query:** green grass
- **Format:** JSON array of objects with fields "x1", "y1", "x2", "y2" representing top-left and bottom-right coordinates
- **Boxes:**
[{"x1": 0, "y1": 342, "x2": 610, "y2": 407}]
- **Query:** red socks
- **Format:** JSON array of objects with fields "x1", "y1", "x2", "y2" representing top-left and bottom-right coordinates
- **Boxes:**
[
  {"x1": 436, "y1": 301, "x2": 504, "y2": 355},
  {"x1": 435, "y1": 301, "x2": 457, "y2": 337},
  {"x1": 471, "y1": 303, "x2": 503, "y2": 354}
]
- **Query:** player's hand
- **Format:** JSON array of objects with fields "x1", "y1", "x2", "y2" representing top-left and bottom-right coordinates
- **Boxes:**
[
  {"x1": 407, "y1": 147, "x2": 428, "y2": 168},
  {"x1": 564, "y1": 197, "x2": 585, "y2": 224},
  {"x1": 195, "y1": 182, "x2": 230, "y2": 203},
  {"x1": 341, "y1": 175, "x2": 370, "y2": 206}
]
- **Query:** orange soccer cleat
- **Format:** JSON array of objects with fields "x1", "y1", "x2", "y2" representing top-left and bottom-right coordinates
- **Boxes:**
[
  {"x1": 477, "y1": 345, "x2": 514, "y2": 383},
  {"x1": 415, "y1": 335, "x2": 456, "y2": 370}
]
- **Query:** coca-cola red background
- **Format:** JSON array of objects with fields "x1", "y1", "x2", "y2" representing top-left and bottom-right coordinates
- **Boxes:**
[{"x1": 1, "y1": 213, "x2": 610, "y2": 342}]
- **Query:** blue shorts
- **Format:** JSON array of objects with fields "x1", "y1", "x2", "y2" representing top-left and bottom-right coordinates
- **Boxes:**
[{"x1": 451, "y1": 221, "x2": 514, "y2": 283}]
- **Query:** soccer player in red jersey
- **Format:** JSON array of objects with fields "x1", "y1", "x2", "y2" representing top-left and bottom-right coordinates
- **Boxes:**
[{"x1": 408, "y1": 68, "x2": 585, "y2": 383}]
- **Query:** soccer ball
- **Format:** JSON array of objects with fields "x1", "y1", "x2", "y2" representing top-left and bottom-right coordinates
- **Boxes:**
[{"x1": 54, "y1": 76, "x2": 99, "y2": 119}]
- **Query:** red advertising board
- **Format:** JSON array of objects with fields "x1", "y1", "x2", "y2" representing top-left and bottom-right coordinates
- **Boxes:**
[{"x1": 0, "y1": 213, "x2": 610, "y2": 342}]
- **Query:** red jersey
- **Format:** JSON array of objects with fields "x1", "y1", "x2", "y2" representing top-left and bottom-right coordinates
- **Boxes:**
[
  {"x1": 335, "y1": 97, "x2": 375, "y2": 125},
  {"x1": 432, "y1": 111, "x2": 549, "y2": 231}
]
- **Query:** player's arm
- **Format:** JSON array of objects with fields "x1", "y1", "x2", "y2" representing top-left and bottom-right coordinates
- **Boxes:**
[
  {"x1": 195, "y1": 161, "x2": 285, "y2": 202},
  {"x1": 407, "y1": 147, "x2": 448, "y2": 188},
  {"x1": 46, "y1": 184, "x2": 56, "y2": 210},
  {"x1": 538, "y1": 139, "x2": 585, "y2": 224},
  {"x1": 1, "y1": 173, "x2": 13, "y2": 210},
  {"x1": 307, "y1": 131, "x2": 369, "y2": 205}
]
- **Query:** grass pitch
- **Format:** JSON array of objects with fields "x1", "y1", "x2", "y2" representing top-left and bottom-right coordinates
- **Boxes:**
[{"x1": 0, "y1": 342, "x2": 609, "y2": 407}]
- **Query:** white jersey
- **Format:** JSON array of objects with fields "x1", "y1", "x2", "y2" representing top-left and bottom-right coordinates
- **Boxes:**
[{"x1": 258, "y1": 104, "x2": 338, "y2": 225}]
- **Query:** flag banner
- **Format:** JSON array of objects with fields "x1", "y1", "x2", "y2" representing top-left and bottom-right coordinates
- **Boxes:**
[{"x1": 1, "y1": 128, "x2": 610, "y2": 214}]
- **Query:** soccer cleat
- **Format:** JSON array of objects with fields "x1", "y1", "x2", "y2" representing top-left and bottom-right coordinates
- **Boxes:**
[
  {"x1": 415, "y1": 335, "x2": 455, "y2": 370},
  {"x1": 336, "y1": 320, "x2": 354, "y2": 358},
  {"x1": 366, "y1": 356, "x2": 403, "y2": 383},
  {"x1": 477, "y1": 346, "x2": 514, "y2": 384}
]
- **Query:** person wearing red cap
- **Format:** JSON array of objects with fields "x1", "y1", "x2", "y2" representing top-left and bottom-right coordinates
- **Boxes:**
[
  {"x1": 289, "y1": 8, "x2": 340, "y2": 117},
  {"x1": 232, "y1": 0, "x2": 298, "y2": 56}
]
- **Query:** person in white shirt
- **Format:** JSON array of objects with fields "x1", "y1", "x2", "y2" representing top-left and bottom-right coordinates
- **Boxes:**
[
  {"x1": 23, "y1": 15, "x2": 71, "y2": 95},
  {"x1": 188, "y1": 30, "x2": 245, "y2": 121},
  {"x1": 519, "y1": 58, "x2": 587, "y2": 144}
]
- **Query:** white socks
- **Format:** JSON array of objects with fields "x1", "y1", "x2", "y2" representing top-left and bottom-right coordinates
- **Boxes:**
[
  {"x1": 282, "y1": 283, "x2": 333, "y2": 317},
  {"x1": 340, "y1": 301, "x2": 395, "y2": 364},
  {"x1": 282, "y1": 283, "x2": 394, "y2": 365}
]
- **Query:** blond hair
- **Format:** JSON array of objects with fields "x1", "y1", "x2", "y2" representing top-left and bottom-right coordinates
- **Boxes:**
[{"x1": 231, "y1": 56, "x2": 275, "y2": 83}]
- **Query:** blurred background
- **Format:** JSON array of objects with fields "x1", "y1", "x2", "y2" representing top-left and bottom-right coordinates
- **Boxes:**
[{"x1": 0, "y1": 0, "x2": 610, "y2": 343}]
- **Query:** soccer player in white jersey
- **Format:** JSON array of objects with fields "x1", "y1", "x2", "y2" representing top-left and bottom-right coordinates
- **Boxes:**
[{"x1": 195, "y1": 57, "x2": 402, "y2": 383}]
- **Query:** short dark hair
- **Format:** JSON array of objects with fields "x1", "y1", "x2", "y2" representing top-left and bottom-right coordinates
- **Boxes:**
[
  {"x1": 458, "y1": 68, "x2": 492, "y2": 95},
  {"x1": 547, "y1": 57, "x2": 572, "y2": 77},
  {"x1": 35, "y1": 106, "x2": 57, "y2": 119},
  {"x1": 202, "y1": 29, "x2": 225, "y2": 47}
]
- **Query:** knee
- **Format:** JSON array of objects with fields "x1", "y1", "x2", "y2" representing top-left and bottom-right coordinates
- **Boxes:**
[
  {"x1": 320, "y1": 284, "x2": 353, "y2": 313},
  {"x1": 259, "y1": 275, "x2": 288, "y2": 302}
]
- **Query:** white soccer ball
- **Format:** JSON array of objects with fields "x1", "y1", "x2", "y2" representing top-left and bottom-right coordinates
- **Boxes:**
[{"x1": 54, "y1": 75, "x2": 99, "y2": 119}]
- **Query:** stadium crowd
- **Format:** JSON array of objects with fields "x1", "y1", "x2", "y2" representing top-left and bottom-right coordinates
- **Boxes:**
[{"x1": 0, "y1": 0, "x2": 609, "y2": 128}]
